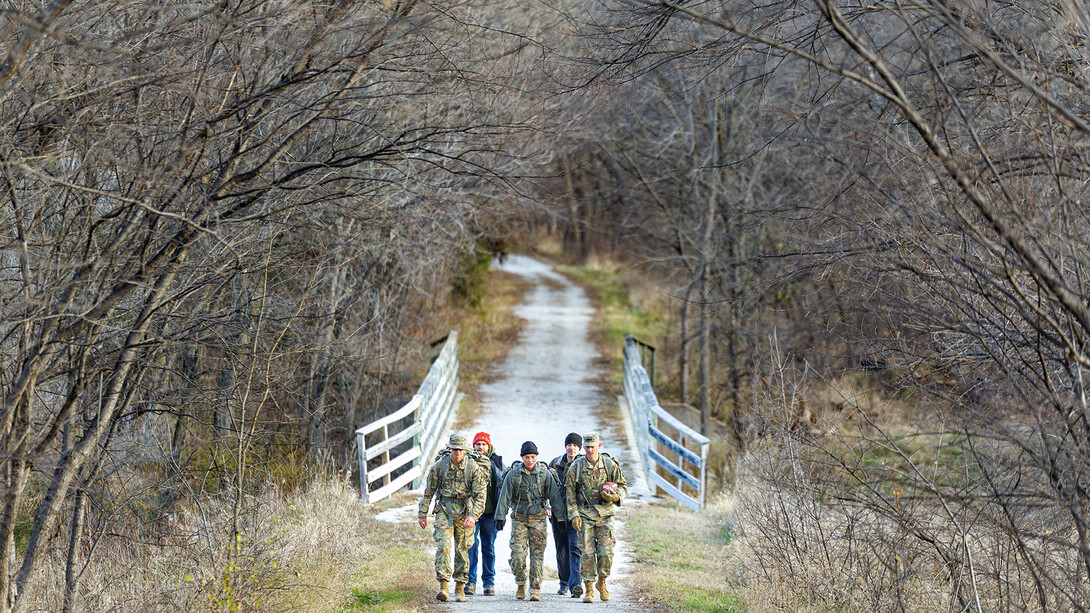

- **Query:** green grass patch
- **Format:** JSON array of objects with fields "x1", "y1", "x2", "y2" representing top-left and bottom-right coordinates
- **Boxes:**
[
  {"x1": 451, "y1": 242, "x2": 494, "y2": 310},
  {"x1": 676, "y1": 587, "x2": 744, "y2": 612},
  {"x1": 333, "y1": 587, "x2": 414, "y2": 612},
  {"x1": 829, "y1": 431, "x2": 975, "y2": 489},
  {"x1": 556, "y1": 263, "x2": 666, "y2": 352},
  {"x1": 330, "y1": 545, "x2": 431, "y2": 612},
  {"x1": 626, "y1": 502, "x2": 742, "y2": 611},
  {"x1": 381, "y1": 546, "x2": 430, "y2": 566},
  {"x1": 14, "y1": 513, "x2": 33, "y2": 552}
]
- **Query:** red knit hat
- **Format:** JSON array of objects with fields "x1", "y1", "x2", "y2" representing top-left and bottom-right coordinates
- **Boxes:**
[{"x1": 473, "y1": 432, "x2": 491, "y2": 446}]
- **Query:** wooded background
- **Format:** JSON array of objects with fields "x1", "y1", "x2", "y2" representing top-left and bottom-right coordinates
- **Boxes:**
[{"x1": 3, "y1": 0, "x2": 1090, "y2": 610}]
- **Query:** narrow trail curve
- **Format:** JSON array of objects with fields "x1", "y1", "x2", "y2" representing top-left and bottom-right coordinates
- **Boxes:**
[{"x1": 441, "y1": 255, "x2": 650, "y2": 612}]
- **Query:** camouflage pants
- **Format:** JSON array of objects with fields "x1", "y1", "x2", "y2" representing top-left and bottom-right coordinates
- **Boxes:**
[
  {"x1": 509, "y1": 510, "x2": 548, "y2": 587},
  {"x1": 579, "y1": 516, "x2": 616, "y2": 579},
  {"x1": 433, "y1": 511, "x2": 475, "y2": 583}
]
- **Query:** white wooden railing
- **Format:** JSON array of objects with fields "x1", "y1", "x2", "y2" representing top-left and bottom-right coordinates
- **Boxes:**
[
  {"x1": 355, "y1": 332, "x2": 462, "y2": 504},
  {"x1": 622, "y1": 334, "x2": 710, "y2": 510}
]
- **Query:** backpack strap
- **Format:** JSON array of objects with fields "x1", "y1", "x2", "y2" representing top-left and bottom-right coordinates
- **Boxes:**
[
  {"x1": 532, "y1": 463, "x2": 543, "y2": 497},
  {"x1": 604, "y1": 453, "x2": 622, "y2": 482},
  {"x1": 571, "y1": 456, "x2": 586, "y2": 505},
  {"x1": 439, "y1": 455, "x2": 454, "y2": 527}
]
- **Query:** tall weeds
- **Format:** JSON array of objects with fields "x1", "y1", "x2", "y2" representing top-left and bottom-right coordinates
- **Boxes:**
[
  {"x1": 23, "y1": 475, "x2": 428, "y2": 612},
  {"x1": 731, "y1": 343, "x2": 1072, "y2": 612}
]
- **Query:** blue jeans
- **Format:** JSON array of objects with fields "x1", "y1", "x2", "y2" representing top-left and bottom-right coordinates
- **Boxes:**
[
  {"x1": 550, "y1": 517, "x2": 582, "y2": 588},
  {"x1": 467, "y1": 513, "x2": 497, "y2": 588}
]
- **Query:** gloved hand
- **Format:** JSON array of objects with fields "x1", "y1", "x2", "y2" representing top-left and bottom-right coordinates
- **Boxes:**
[
  {"x1": 494, "y1": 517, "x2": 506, "y2": 531},
  {"x1": 601, "y1": 489, "x2": 620, "y2": 504},
  {"x1": 571, "y1": 515, "x2": 582, "y2": 532}
]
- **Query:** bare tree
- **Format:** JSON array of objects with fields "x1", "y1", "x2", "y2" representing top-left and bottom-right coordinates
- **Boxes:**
[
  {"x1": 584, "y1": 0, "x2": 1090, "y2": 609},
  {"x1": 0, "y1": 0, "x2": 539, "y2": 608}
]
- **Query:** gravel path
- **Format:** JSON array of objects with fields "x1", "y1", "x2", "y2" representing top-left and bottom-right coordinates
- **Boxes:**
[{"x1": 385, "y1": 255, "x2": 651, "y2": 611}]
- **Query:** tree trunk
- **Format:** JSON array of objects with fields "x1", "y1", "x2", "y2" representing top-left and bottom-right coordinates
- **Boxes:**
[
  {"x1": 679, "y1": 283, "x2": 693, "y2": 405},
  {"x1": 0, "y1": 393, "x2": 32, "y2": 612},
  {"x1": 61, "y1": 487, "x2": 86, "y2": 613},
  {"x1": 699, "y1": 106, "x2": 720, "y2": 437},
  {"x1": 13, "y1": 263, "x2": 178, "y2": 613},
  {"x1": 561, "y1": 153, "x2": 583, "y2": 260},
  {"x1": 700, "y1": 260, "x2": 711, "y2": 436}
]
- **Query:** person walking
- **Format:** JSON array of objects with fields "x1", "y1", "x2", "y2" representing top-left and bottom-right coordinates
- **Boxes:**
[
  {"x1": 417, "y1": 433, "x2": 488, "y2": 602},
  {"x1": 565, "y1": 432, "x2": 628, "y2": 603},
  {"x1": 494, "y1": 440, "x2": 564, "y2": 601},
  {"x1": 466, "y1": 431, "x2": 504, "y2": 596},
  {"x1": 548, "y1": 432, "x2": 584, "y2": 597}
]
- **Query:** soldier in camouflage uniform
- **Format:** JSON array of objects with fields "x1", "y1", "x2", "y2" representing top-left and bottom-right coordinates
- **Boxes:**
[
  {"x1": 565, "y1": 432, "x2": 627, "y2": 604},
  {"x1": 494, "y1": 440, "x2": 564, "y2": 602},
  {"x1": 418, "y1": 433, "x2": 488, "y2": 602}
]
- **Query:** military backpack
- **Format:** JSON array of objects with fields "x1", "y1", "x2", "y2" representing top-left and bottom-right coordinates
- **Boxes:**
[
  {"x1": 500, "y1": 460, "x2": 550, "y2": 513},
  {"x1": 569, "y1": 452, "x2": 622, "y2": 507},
  {"x1": 433, "y1": 448, "x2": 491, "y2": 495}
]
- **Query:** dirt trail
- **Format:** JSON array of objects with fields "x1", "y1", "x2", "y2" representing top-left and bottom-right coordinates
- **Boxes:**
[{"x1": 383, "y1": 255, "x2": 649, "y2": 611}]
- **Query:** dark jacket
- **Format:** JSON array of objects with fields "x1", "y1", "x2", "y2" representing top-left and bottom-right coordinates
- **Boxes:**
[
  {"x1": 549, "y1": 452, "x2": 582, "y2": 513},
  {"x1": 482, "y1": 446, "x2": 504, "y2": 516}
]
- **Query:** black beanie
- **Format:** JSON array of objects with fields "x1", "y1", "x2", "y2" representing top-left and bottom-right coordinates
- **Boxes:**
[
  {"x1": 565, "y1": 432, "x2": 582, "y2": 447},
  {"x1": 520, "y1": 441, "x2": 539, "y2": 456}
]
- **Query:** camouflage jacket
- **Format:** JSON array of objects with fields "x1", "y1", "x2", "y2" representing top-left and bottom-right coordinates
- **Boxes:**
[
  {"x1": 496, "y1": 461, "x2": 564, "y2": 520},
  {"x1": 417, "y1": 454, "x2": 488, "y2": 520},
  {"x1": 565, "y1": 452, "x2": 628, "y2": 522}
]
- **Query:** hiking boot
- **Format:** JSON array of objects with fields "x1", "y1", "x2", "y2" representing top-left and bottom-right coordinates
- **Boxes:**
[
  {"x1": 571, "y1": 583, "x2": 583, "y2": 598},
  {"x1": 465, "y1": 584, "x2": 475, "y2": 595},
  {"x1": 483, "y1": 587, "x2": 495, "y2": 596},
  {"x1": 436, "y1": 580, "x2": 449, "y2": 602},
  {"x1": 596, "y1": 576, "x2": 610, "y2": 602},
  {"x1": 558, "y1": 585, "x2": 569, "y2": 596},
  {"x1": 582, "y1": 581, "x2": 594, "y2": 603},
  {"x1": 516, "y1": 583, "x2": 527, "y2": 600},
  {"x1": 454, "y1": 582, "x2": 467, "y2": 602},
  {"x1": 529, "y1": 590, "x2": 541, "y2": 601}
]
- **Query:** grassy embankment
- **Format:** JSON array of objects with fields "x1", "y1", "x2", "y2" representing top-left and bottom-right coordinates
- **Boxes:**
[
  {"x1": 450, "y1": 268, "x2": 533, "y2": 429},
  {"x1": 16, "y1": 263, "x2": 531, "y2": 613},
  {"x1": 550, "y1": 254, "x2": 742, "y2": 612},
  {"x1": 249, "y1": 265, "x2": 532, "y2": 613}
]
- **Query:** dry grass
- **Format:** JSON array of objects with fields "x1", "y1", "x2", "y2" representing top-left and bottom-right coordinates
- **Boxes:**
[
  {"x1": 805, "y1": 371, "x2": 918, "y2": 430},
  {"x1": 729, "y1": 459, "x2": 951, "y2": 613},
  {"x1": 626, "y1": 469, "x2": 949, "y2": 613},
  {"x1": 625, "y1": 498, "x2": 741, "y2": 612},
  {"x1": 451, "y1": 268, "x2": 532, "y2": 429},
  {"x1": 25, "y1": 477, "x2": 435, "y2": 612},
  {"x1": 528, "y1": 234, "x2": 568, "y2": 262}
]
